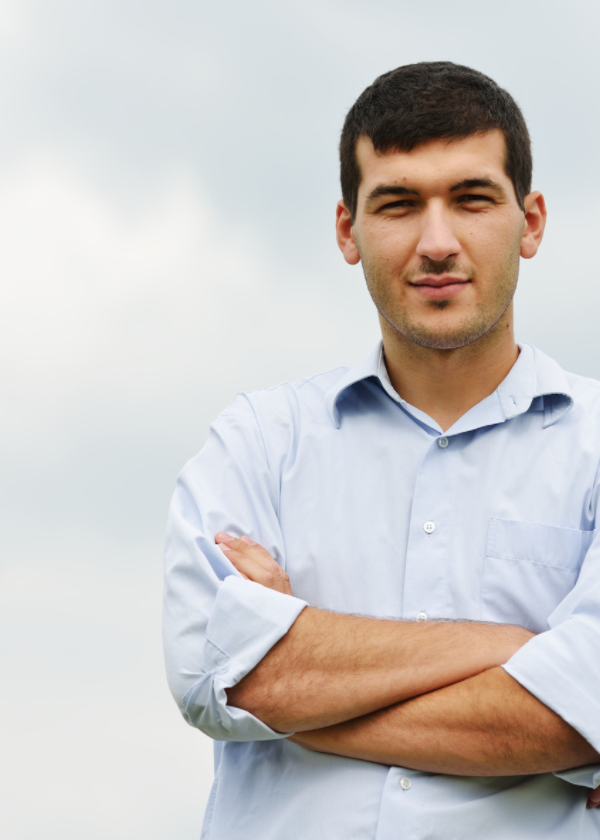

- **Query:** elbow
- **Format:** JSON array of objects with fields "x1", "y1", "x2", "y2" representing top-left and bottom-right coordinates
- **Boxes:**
[
  {"x1": 182, "y1": 686, "x2": 243, "y2": 741},
  {"x1": 226, "y1": 680, "x2": 277, "y2": 728},
  {"x1": 180, "y1": 671, "x2": 288, "y2": 741},
  {"x1": 170, "y1": 671, "x2": 239, "y2": 741}
]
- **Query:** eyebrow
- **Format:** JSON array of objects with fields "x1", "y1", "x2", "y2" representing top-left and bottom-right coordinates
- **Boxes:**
[
  {"x1": 448, "y1": 177, "x2": 505, "y2": 195},
  {"x1": 365, "y1": 177, "x2": 506, "y2": 204},
  {"x1": 365, "y1": 185, "x2": 418, "y2": 202}
]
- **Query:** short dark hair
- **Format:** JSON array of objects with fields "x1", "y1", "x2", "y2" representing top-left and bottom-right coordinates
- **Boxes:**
[{"x1": 340, "y1": 61, "x2": 532, "y2": 220}]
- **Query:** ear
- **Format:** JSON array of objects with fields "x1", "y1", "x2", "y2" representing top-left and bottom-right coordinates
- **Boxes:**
[
  {"x1": 336, "y1": 200, "x2": 361, "y2": 265},
  {"x1": 520, "y1": 191, "x2": 546, "y2": 259}
]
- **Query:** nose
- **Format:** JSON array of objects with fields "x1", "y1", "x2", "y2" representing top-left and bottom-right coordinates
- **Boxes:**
[{"x1": 415, "y1": 204, "x2": 461, "y2": 263}]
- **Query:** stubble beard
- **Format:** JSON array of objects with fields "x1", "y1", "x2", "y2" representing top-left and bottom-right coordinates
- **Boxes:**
[{"x1": 361, "y1": 249, "x2": 521, "y2": 352}]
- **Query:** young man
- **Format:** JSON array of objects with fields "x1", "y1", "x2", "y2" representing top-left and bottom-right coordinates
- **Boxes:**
[{"x1": 163, "y1": 63, "x2": 600, "y2": 839}]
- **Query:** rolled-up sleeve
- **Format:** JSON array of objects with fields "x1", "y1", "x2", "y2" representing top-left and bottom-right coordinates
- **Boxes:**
[
  {"x1": 163, "y1": 395, "x2": 307, "y2": 741},
  {"x1": 502, "y1": 535, "x2": 600, "y2": 788}
]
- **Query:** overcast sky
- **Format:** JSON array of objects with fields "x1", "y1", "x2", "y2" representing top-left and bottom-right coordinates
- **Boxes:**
[{"x1": 3, "y1": 1, "x2": 600, "y2": 837}]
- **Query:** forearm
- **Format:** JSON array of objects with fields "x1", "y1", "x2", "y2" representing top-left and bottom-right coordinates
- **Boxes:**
[
  {"x1": 290, "y1": 667, "x2": 600, "y2": 775},
  {"x1": 227, "y1": 608, "x2": 533, "y2": 733}
]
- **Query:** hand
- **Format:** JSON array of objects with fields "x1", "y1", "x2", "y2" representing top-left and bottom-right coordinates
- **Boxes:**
[
  {"x1": 215, "y1": 532, "x2": 294, "y2": 596},
  {"x1": 588, "y1": 787, "x2": 600, "y2": 809}
]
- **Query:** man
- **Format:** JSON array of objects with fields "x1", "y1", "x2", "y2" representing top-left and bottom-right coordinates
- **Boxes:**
[{"x1": 163, "y1": 62, "x2": 600, "y2": 839}]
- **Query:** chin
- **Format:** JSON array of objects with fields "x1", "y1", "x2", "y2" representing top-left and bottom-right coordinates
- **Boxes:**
[
  {"x1": 411, "y1": 334, "x2": 479, "y2": 351},
  {"x1": 399, "y1": 319, "x2": 494, "y2": 351}
]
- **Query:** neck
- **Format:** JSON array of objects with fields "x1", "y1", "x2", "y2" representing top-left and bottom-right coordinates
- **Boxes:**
[{"x1": 381, "y1": 307, "x2": 519, "y2": 432}]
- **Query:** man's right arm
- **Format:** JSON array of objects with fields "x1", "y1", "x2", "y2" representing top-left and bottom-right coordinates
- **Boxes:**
[
  {"x1": 165, "y1": 399, "x2": 528, "y2": 743},
  {"x1": 222, "y1": 537, "x2": 533, "y2": 733}
]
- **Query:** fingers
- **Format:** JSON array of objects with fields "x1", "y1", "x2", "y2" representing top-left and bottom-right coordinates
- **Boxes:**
[
  {"x1": 587, "y1": 787, "x2": 600, "y2": 808},
  {"x1": 216, "y1": 532, "x2": 277, "y2": 573},
  {"x1": 215, "y1": 532, "x2": 293, "y2": 596}
]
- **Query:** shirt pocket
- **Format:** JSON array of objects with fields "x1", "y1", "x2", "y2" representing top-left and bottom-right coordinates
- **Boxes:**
[{"x1": 480, "y1": 518, "x2": 594, "y2": 632}]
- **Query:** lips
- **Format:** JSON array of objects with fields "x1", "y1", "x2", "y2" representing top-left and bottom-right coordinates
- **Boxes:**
[{"x1": 409, "y1": 275, "x2": 471, "y2": 300}]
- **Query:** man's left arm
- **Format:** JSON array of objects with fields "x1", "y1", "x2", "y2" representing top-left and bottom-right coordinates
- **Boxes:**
[
  {"x1": 289, "y1": 666, "x2": 600, "y2": 778},
  {"x1": 291, "y1": 548, "x2": 600, "y2": 806}
]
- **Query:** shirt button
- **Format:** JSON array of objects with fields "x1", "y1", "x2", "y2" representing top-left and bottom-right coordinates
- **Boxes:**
[
  {"x1": 400, "y1": 777, "x2": 412, "y2": 790},
  {"x1": 423, "y1": 521, "x2": 436, "y2": 534},
  {"x1": 437, "y1": 436, "x2": 449, "y2": 448},
  {"x1": 416, "y1": 611, "x2": 428, "y2": 622}
]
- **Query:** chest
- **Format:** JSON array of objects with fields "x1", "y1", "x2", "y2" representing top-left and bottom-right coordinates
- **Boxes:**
[{"x1": 276, "y1": 410, "x2": 598, "y2": 631}]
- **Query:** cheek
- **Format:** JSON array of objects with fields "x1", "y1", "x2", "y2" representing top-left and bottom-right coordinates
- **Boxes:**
[
  {"x1": 361, "y1": 222, "x2": 416, "y2": 268},
  {"x1": 462, "y1": 218, "x2": 522, "y2": 268}
]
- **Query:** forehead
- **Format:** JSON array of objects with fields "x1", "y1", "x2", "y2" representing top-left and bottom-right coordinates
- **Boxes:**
[{"x1": 355, "y1": 130, "x2": 510, "y2": 198}]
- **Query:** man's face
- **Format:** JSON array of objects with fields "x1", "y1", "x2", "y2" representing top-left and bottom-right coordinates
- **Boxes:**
[{"x1": 342, "y1": 130, "x2": 532, "y2": 350}]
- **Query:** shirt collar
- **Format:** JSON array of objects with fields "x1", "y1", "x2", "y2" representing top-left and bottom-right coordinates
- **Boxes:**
[
  {"x1": 325, "y1": 344, "x2": 382, "y2": 428},
  {"x1": 325, "y1": 341, "x2": 573, "y2": 431},
  {"x1": 527, "y1": 344, "x2": 574, "y2": 428}
]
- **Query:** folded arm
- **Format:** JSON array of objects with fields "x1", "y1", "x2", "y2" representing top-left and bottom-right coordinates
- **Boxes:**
[
  {"x1": 290, "y1": 666, "x2": 600, "y2": 776},
  {"x1": 220, "y1": 534, "x2": 600, "y2": 807},
  {"x1": 219, "y1": 535, "x2": 532, "y2": 733}
]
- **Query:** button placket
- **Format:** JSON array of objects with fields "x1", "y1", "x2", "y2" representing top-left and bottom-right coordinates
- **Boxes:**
[{"x1": 402, "y1": 435, "x2": 452, "y2": 621}]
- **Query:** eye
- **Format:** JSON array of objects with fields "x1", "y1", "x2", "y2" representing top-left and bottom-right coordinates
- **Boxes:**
[
  {"x1": 458, "y1": 194, "x2": 493, "y2": 205},
  {"x1": 378, "y1": 199, "x2": 415, "y2": 212}
]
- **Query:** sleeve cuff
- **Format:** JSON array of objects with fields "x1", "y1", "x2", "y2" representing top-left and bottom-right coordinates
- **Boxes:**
[
  {"x1": 554, "y1": 764, "x2": 600, "y2": 789},
  {"x1": 183, "y1": 576, "x2": 308, "y2": 741},
  {"x1": 502, "y1": 618, "x2": 600, "y2": 787}
]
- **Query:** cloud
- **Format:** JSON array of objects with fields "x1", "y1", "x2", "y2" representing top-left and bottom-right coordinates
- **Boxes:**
[
  {"x1": 5, "y1": 2, "x2": 600, "y2": 837},
  {"x1": 0, "y1": 543, "x2": 214, "y2": 840},
  {"x1": 0, "y1": 156, "x2": 258, "y2": 395}
]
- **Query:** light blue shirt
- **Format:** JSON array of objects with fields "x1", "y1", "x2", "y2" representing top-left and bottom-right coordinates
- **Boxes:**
[{"x1": 163, "y1": 343, "x2": 600, "y2": 839}]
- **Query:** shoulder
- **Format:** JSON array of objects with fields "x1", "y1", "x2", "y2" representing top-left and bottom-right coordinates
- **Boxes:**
[
  {"x1": 529, "y1": 344, "x2": 600, "y2": 420},
  {"x1": 207, "y1": 364, "x2": 351, "y2": 474},
  {"x1": 217, "y1": 364, "x2": 351, "y2": 428},
  {"x1": 563, "y1": 369, "x2": 600, "y2": 414}
]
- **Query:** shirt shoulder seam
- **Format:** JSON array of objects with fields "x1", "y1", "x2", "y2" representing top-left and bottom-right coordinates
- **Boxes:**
[{"x1": 224, "y1": 365, "x2": 351, "y2": 401}]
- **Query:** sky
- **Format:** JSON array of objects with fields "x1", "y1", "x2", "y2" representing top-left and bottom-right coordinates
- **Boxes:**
[{"x1": 2, "y1": 1, "x2": 600, "y2": 837}]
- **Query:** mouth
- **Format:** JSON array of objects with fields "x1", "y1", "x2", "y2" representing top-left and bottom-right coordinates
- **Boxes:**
[{"x1": 409, "y1": 274, "x2": 472, "y2": 300}]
